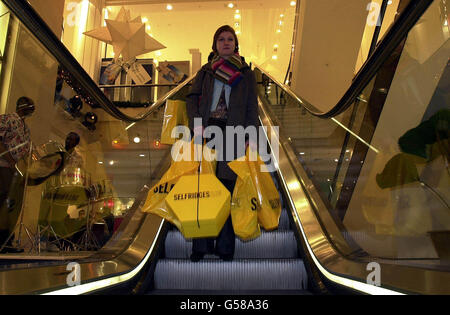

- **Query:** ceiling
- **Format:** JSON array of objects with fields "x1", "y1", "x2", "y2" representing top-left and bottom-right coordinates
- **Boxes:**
[
  {"x1": 105, "y1": 0, "x2": 293, "y2": 10},
  {"x1": 106, "y1": 0, "x2": 270, "y2": 5}
]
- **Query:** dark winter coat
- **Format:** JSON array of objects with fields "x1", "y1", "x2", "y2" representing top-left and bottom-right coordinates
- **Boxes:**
[{"x1": 186, "y1": 58, "x2": 259, "y2": 180}]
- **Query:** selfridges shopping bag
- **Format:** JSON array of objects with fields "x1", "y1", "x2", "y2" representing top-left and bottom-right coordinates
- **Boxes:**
[
  {"x1": 141, "y1": 140, "x2": 199, "y2": 229},
  {"x1": 164, "y1": 143, "x2": 229, "y2": 239},
  {"x1": 166, "y1": 172, "x2": 230, "y2": 239},
  {"x1": 227, "y1": 160, "x2": 261, "y2": 241},
  {"x1": 160, "y1": 99, "x2": 189, "y2": 145},
  {"x1": 228, "y1": 147, "x2": 282, "y2": 232},
  {"x1": 142, "y1": 140, "x2": 217, "y2": 231}
]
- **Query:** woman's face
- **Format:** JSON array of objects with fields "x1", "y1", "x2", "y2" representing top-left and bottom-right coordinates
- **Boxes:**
[{"x1": 216, "y1": 31, "x2": 235, "y2": 58}]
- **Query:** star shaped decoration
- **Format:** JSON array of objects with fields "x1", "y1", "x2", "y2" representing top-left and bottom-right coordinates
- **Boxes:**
[{"x1": 84, "y1": 7, "x2": 166, "y2": 61}]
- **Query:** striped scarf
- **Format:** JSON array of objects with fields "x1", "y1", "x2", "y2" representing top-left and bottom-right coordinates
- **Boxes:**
[{"x1": 211, "y1": 53, "x2": 244, "y2": 87}]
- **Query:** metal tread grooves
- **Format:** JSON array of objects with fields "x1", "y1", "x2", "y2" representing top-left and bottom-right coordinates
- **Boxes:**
[
  {"x1": 165, "y1": 230, "x2": 298, "y2": 259},
  {"x1": 154, "y1": 258, "x2": 307, "y2": 291}
]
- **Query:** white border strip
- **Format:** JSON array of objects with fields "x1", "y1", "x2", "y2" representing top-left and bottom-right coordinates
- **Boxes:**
[{"x1": 42, "y1": 220, "x2": 165, "y2": 295}]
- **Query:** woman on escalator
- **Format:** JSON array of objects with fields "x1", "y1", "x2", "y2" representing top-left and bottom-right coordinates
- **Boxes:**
[{"x1": 186, "y1": 25, "x2": 259, "y2": 262}]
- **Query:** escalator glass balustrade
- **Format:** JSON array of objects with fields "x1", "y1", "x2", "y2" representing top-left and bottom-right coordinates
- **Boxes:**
[{"x1": 254, "y1": 0, "x2": 449, "y2": 294}]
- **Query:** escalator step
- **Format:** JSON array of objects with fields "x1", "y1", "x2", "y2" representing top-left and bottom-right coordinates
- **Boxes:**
[
  {"x1": 154, "y1": 259, "x2": 307, "y2": 291},
  {"x1": 165, "y1": 230, "x2": 298, "y2": 259},
  {"x1": 279, "y1": 208, "x2": 290, "y2": 230}
]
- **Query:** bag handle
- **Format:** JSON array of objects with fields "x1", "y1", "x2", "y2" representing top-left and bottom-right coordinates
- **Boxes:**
[{"x1": 194, "y1": 138, "x2": 206, "y2": 229}]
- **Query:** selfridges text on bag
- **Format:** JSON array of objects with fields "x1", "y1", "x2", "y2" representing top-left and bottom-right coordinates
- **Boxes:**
[
  {"x1": 228, "y1": 147, "x2": 282, "y2": 233},
  {"x1": 160, "y1": 99, "x2": 189, "y2": 145}
]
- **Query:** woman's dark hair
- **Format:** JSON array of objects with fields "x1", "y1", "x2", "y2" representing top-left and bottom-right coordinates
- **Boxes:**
[{"x1": 212, "y1": 25, "x2": 239, "y2": 54}]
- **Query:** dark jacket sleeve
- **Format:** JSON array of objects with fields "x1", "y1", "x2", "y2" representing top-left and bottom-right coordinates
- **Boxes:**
[
  {"x1": 186, "y1": 70, "x2": 205, "y2": 131},
  {"x1": 245, "y1": 70, "x2": 259, "y2": 129}
]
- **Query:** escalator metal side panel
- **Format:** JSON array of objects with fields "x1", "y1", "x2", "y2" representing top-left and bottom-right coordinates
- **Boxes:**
[{"x1": 257, "y1": 97, "x2": 450, "y2": 295}]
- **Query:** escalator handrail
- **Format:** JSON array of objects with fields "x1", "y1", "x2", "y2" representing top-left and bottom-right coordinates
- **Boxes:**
[
  {"x1": 255, "y1": 0, "x2": 433, "y2": 118},
  {"x1": 2, "y1": 0, "x2": 195, "y2": 123}
]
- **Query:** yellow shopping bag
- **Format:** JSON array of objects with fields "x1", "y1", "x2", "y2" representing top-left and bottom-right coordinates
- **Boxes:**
[
  {"x1": 142, "y1": 140, "x2": 216, "y2": 230},
  {"x1": 142, "y1": 140, "x2": 198, "y2": 229},
  {"x1": 161, "y1": 99, "x2": 189, "y2": 145},
  {"x1": 229, "y1": 172, "x2": 261, "y2": 241},
  {"x1": 228, "y1": 147, "x2": 282, "y2": 231},
  {"x1": 166, "y1": 173, "x2": 230, "y2": 238}
]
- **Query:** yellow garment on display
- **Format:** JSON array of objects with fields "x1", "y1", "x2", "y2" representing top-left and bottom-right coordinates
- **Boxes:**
[
  {"x1": 228, "y1": 148, "x2": 281, "y2": 231},
  {"x1": 166, "y1": 173, "x2": 230, "y2": 239},
  {"x1": 161, "y1": 99, "x2": 189, "y2": 145}
]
